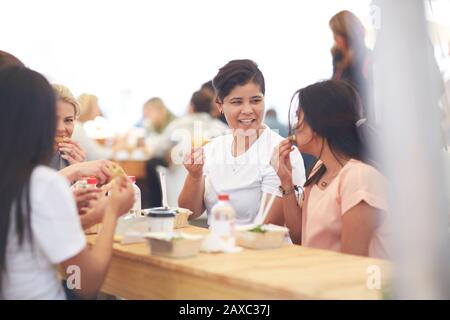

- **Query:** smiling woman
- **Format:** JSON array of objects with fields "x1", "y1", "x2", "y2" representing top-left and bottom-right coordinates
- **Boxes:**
[
  {"x1": 49, "y1": 84, "x2": 85, "y2": 170},
  {"x1": 178, "y1": 59, "x2": 306, "y2": 231}
]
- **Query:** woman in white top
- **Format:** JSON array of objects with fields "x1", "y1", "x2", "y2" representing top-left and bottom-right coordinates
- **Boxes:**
[
  {"x1": 178, "y1": 59, "x2": 305, "y2": 225},
  {"x1": 0, "y1": 66, "x2": 134, "y2": 299}
]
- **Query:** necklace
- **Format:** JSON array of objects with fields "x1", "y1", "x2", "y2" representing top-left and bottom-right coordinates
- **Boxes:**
[{"x1": 319, "y1": 171, "x2": 340, "y2": 188}]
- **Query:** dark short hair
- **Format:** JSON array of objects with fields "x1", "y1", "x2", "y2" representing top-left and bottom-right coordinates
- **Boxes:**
[
  {"x1": 200, "y1": 80, "x2": 214, "y2": 93},
  {"x1": 0, "y1": 50, "x2": 24, "y2": 68},
  {"x1": 190, "y1": 90, "x2": 213, "y2": 114},
  {"x1": 212, "y1": 59, "x2": 265, "y2": 102}
]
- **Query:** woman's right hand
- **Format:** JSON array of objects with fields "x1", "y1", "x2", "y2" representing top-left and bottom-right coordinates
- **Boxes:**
[
  {"x1": 183, "y1": 147, "x2": 204, "y2": 179},
  {"x1": 73, "y1": 187, "x2": 103, "y2": 215},
  {"x1": 106, "y1": 176, "x2": 134, "y2": 218},
  {"x1": 271, "y1": 139, "x2": 294, "y2": 187},
  {"x1": 71, "y1": 160, "x2": 113, "y2": 184}
]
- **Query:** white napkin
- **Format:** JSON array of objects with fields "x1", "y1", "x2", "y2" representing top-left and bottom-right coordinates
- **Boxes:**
[
  {"x1": 116, "y1": 216, "x2": 148, "y2": 244},
  {"x1": 200, "y1": 232, "x2": 242, "y2": 253}
]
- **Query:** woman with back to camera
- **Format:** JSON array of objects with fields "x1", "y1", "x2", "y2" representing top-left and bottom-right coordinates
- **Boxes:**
[
  {"x1": 0, "y1": 66, "x2": 134, "y2": 299},
  {"x1": 267, "y1": 80, "x2": 389, "y2": 258}
]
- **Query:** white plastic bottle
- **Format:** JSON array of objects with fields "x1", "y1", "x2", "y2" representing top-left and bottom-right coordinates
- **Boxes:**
[
  {"x1": 128, "y1": 176, "x2": 141, "y2": 217},
  {"x1": 210, "y1": 193, "x2": 236, "y2": 247}
]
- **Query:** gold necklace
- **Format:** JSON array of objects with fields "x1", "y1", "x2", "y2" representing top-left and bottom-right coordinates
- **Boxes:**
[{"x1": 319, "y1": 171, "x2": 340, "y2": 188}]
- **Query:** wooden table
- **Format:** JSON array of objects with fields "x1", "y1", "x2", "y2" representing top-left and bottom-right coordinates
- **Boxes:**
[{"x1": 87, "y1": 226, "x2": 391, "y2": 300}]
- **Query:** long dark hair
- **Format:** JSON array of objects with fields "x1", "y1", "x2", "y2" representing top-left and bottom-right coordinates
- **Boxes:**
[
  {"x1": 0, "y1": 66, "x2": 56, "y2": 293},
  {"x1": 288, "y1": 80, "x2": 378, "y2": 187}
]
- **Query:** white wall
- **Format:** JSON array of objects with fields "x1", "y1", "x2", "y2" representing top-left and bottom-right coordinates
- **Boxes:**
[{"x1": 0, "y1": 0, "x2": 429, "y2": 132}]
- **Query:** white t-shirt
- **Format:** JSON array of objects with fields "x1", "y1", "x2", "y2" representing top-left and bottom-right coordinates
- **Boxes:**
[
  {"x1": 203, "y1": 127, "x2": 305, "y2": 225},
  {"x1": 2, "y1": 166, "x2": 86, "y2": 300},
  {"x1": 72, "y1": 121, "x2": 112, "y2": 161}
]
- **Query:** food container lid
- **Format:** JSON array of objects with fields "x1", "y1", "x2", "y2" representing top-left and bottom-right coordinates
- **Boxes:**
[{"x1": 143, "y1": 207, "x2": 176, "y2": 218}]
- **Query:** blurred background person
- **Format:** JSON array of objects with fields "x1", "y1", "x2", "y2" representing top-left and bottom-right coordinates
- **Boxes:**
[
  {"x1": 200, "y1": 80, "x2": 228, "y2": 125},
  {"x1": 71, "y1": 93, "x2": 113, "y2": 161},
  {"x1": 329, "y1": 10, "x2": 374, "y2": 122},
  {"x1": 146, "y1": 89, "x2": 228, "y2": 207},
  {"x1": 264, "y1": 108, "x2": 288, "y2": 137},
  {"x1": 136, "y1": 97, "x2": 176, "y2": 137}
]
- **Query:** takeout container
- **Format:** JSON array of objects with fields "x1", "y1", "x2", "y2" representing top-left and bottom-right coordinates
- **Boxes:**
[
  {"x1": 145, "y1": 232, "x2": 203, "y2": 258},
  {"x1": 173, "y1": 208, "x2": 192, "y2": 229},
  {"x1": 142, "y1": 207, "x2": 176, "y2": 232},
  {"x1": 235, "y1": 224, "x2": 289, "y2": 249},
  {"x1": 142, "y1": 207, "x2": 192, "y2": 229}
]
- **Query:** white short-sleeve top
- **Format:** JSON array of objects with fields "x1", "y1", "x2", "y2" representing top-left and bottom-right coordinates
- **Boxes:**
[
  {"x1": 203, "y1": 127, "x2": 305, "y2": 225},
  {"x1": 2, "y1": 166, "x2": 86, "y2": 299}
]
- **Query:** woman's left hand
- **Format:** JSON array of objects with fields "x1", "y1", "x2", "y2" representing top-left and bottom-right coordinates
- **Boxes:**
[{"x1": 59, "y1": 138, "x2": 86, "y2": 164}]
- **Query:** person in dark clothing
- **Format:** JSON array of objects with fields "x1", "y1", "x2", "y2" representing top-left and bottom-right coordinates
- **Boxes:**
[{"x1": 329, "y1": 10, "x2": 374, "y2": 122}]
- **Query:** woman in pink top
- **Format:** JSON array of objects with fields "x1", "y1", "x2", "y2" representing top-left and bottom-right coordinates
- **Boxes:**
[{"x1": 266, "y1": 80, "x2": 389, "y2": 259}]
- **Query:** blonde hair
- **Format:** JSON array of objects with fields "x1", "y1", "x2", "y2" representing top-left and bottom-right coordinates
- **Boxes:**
[
  {"x1": 329, "y1": 10, "x2": 366, "y2": 51},
  {"x1": 52, "y1": 84, "x2": 80, "y2": 118},
  {"x1": 78, "y1": 93, "x2": 99, "y2": 123},
  {"x1": 144, "y1": 97, "x2": 167, "y2": 112}
]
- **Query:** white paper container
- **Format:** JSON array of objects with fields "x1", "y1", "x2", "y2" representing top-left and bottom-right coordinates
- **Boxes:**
[
  {"x1": 145, "y1": 232, "x2": 203, "y2": 258},
  {"x1": 142, "y1": 207, "x2": 191, "y2": 229},
  {"x1": 235, "y1": 224, "x2": 289, "y2": 249},
  {"x1": 174, "y1": 208, "x2": 192, "y2": 229},
  {"x1": 148, "y1": 216, "x2": 175, "y2": 232}
]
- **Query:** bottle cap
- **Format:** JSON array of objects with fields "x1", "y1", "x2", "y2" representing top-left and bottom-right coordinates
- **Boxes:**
[
  {"x1": 86, "y1": 177, "x2": 97, "y2": 185},
  {"x1": 218, "y1": 194, "x2": 229, "y2": 201}
]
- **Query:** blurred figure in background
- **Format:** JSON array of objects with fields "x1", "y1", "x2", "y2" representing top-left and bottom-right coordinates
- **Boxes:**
[
  {"x1": 72, "y1": 93, "x2": 112, "y2": 161},
  {"x1": 329, "y1": 10, "x2": 374, "y2": 121},
  {"x1": 200, "y1": 80, "x2": 228, "y2": 125},
  {"x1": 264, "y1": 108, "x2": 288, "y2": 137},
  {"x1": 137, "y1": 97, "x2": 176, "y2": 136},
  {"x1": 146, "y1": 89, "x2": 228, "y2": 207}
]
